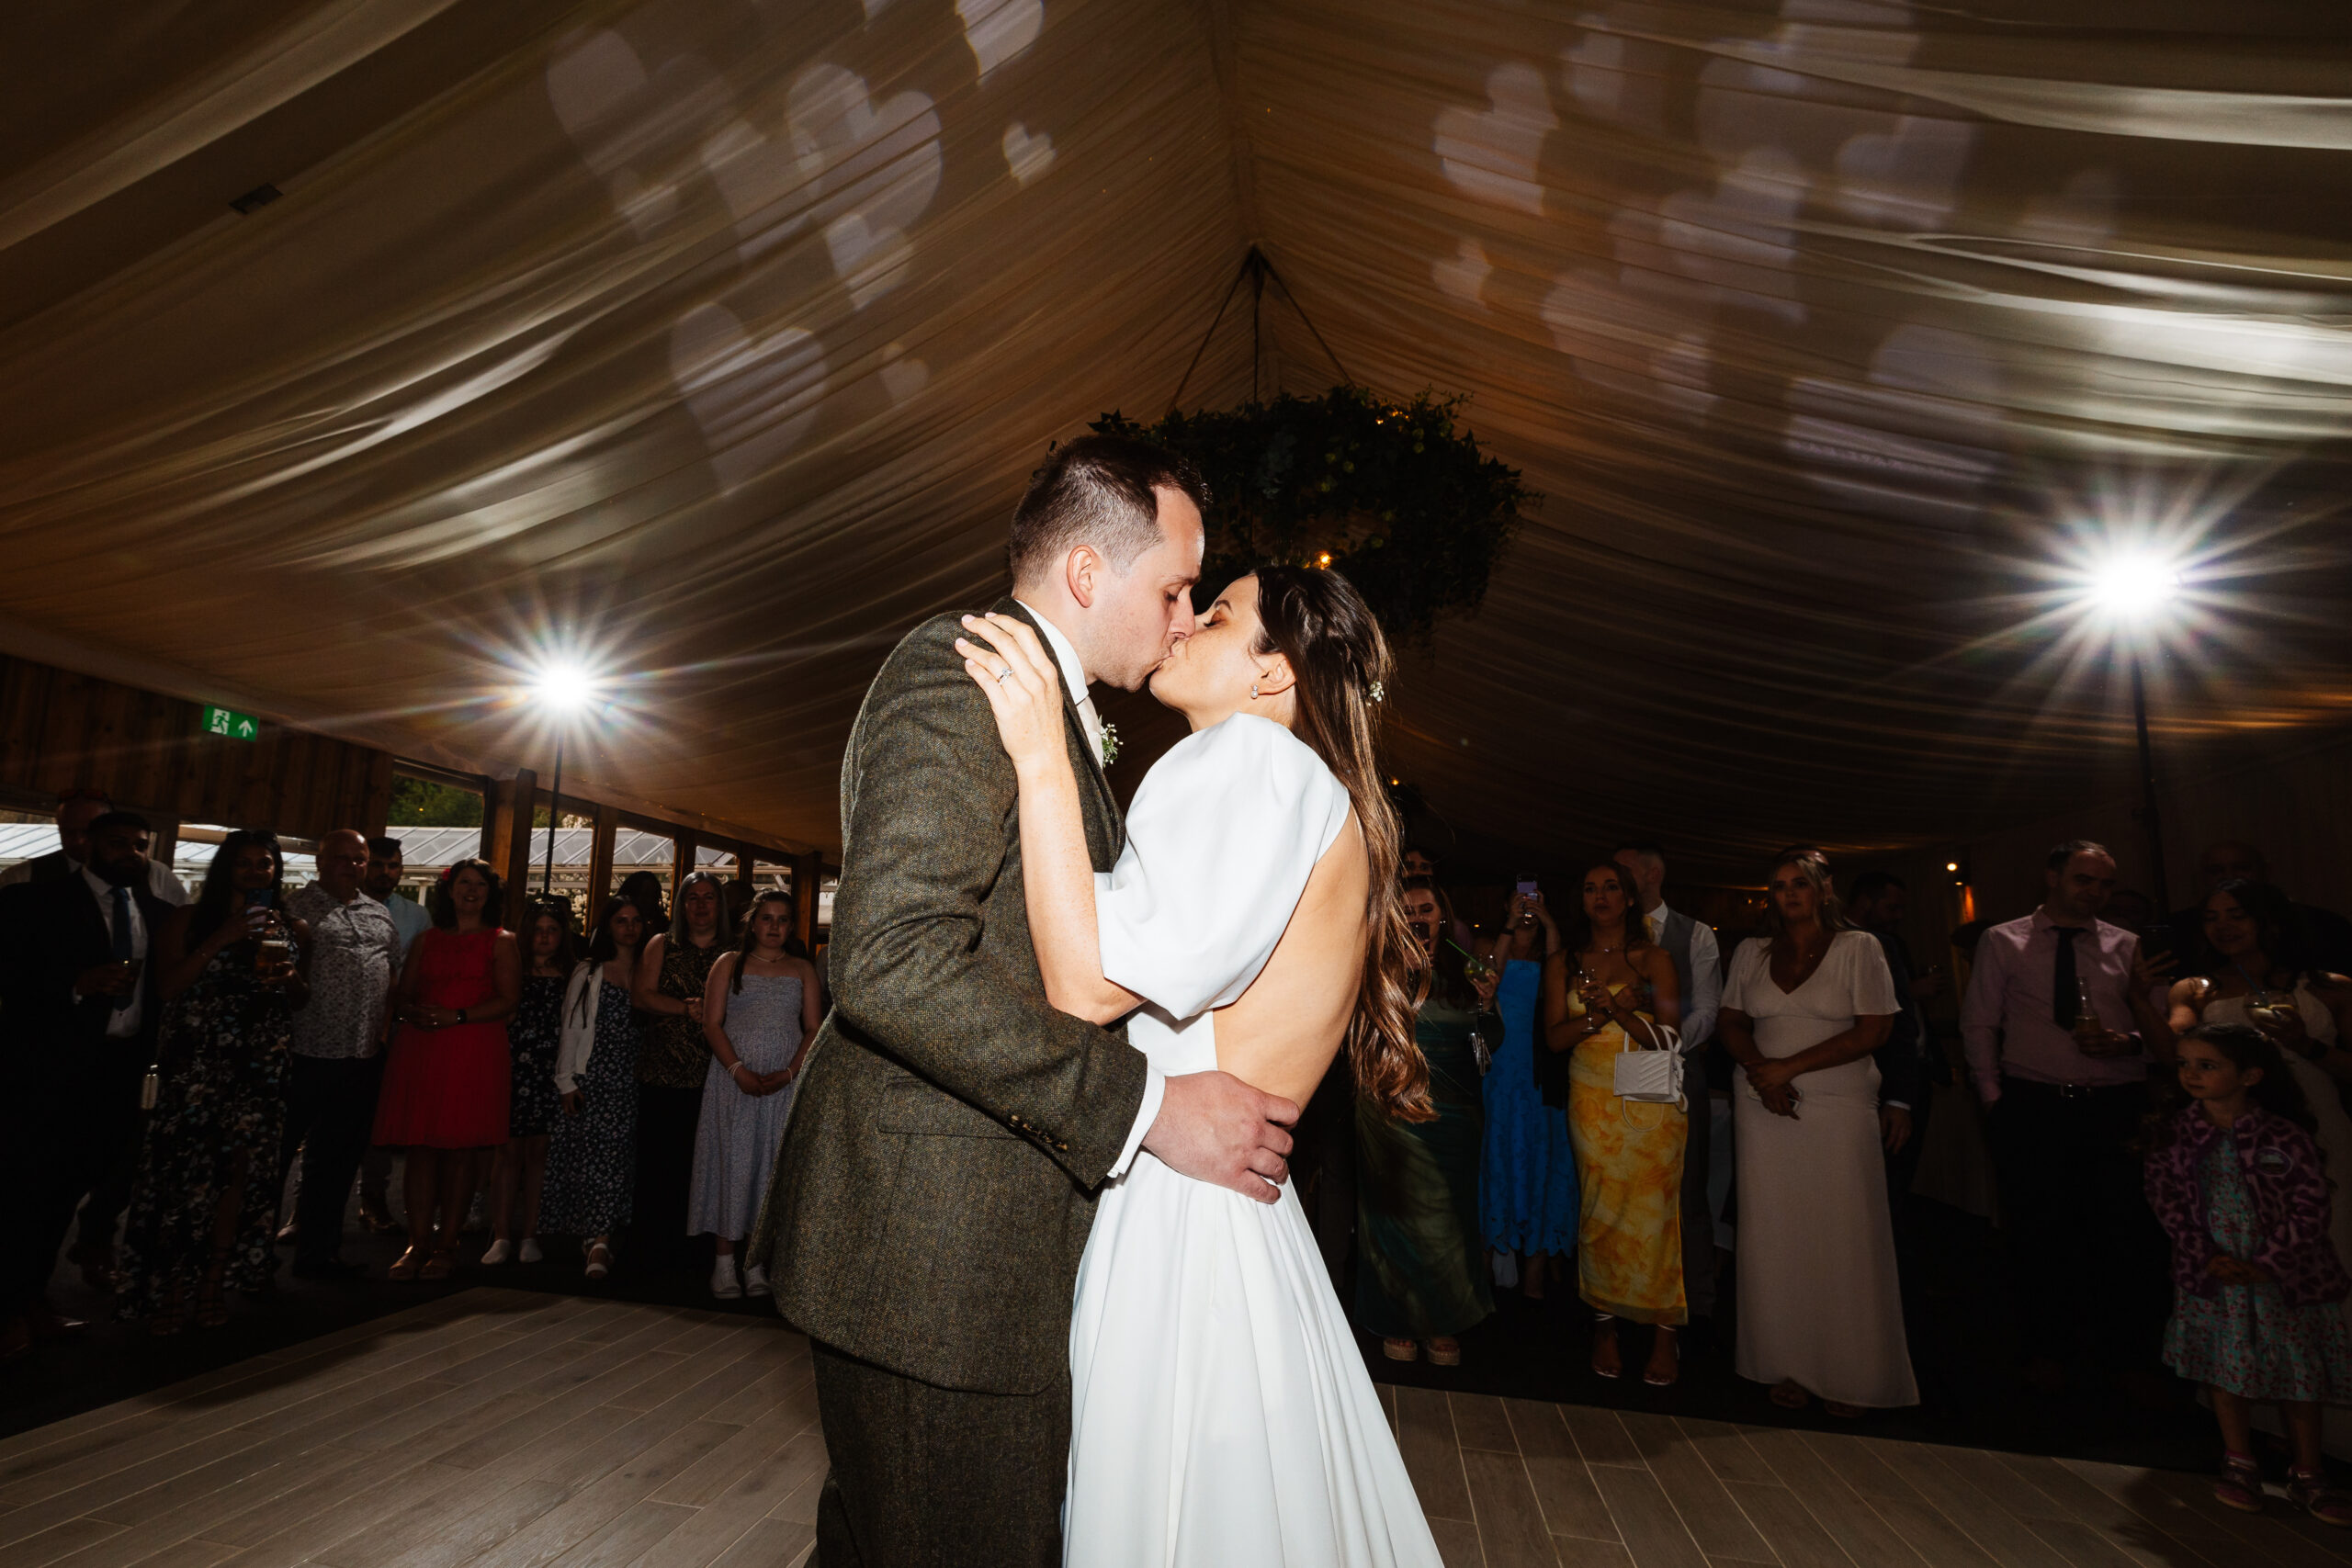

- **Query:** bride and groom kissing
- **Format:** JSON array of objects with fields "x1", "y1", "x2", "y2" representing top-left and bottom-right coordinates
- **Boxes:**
[{"x1": 752, "y1": 435, "x2": 1444, "y2": 1566}]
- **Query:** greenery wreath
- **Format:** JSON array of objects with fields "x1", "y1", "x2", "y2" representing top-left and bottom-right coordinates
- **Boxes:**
[{"x1": 1091, "y1": 385, "x2": 1531, "y2": 643}]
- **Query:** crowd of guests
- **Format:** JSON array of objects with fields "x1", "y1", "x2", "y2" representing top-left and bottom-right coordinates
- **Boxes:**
[
  {"x1": 6, "y1": 787, "x2": 2351, "y2": 1519},
  {"x1": 1343, "y1": 832, "x2": 2352, "y2": 1520},
  {"x1": 0, "y1": 795, "x2": 823, "y2": 1355}
]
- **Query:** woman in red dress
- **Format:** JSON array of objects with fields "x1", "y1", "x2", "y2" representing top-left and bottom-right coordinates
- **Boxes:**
[{"x1": 374, "y1": 858, "x2": 521, "y2": 1280}]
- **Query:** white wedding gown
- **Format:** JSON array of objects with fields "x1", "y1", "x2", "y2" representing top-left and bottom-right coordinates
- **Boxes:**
[{"x1": 1065, "y1": 714, "x2": 1442, "y2": 1568}]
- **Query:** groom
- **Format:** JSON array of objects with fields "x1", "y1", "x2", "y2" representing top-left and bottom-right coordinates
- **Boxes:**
[{"x1": 762, "y1": 435, "x2": 1301, "y2": 1566}]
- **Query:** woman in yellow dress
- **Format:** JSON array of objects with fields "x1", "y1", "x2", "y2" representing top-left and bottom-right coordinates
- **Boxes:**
[{"x1": 1543, "y1": 857, "x2": 1686, "y2": 1386}]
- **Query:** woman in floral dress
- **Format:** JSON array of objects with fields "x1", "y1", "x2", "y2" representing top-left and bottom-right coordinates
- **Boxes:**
[
  {"x1": 545, "y1": 897, "x2": 647, "y2": 1279},
  {"x1": 119, "y1": 830, "x2": 310, "y2": 1334},
  {"x1": 484, "y1": 899, "x2": 573, "y2": 1264}
]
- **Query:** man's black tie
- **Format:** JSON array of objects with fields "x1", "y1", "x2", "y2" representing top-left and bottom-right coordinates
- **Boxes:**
[
  {"x1": 110, "y1": 884, "x2": 136, "y2": 1013},
  {"x1": 2052, "y1": 926, "x2": 2084, "y2": 1029}
]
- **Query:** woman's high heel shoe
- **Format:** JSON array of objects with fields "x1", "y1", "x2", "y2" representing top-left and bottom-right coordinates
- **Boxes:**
[{"x1": 388, "y1": 1246, "x2": 424, "y2": 1281}]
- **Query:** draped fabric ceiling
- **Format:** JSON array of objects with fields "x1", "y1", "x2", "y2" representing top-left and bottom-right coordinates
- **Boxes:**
[{"x1": 4, "y1": 0, "x2": 2350, "y2": 875}]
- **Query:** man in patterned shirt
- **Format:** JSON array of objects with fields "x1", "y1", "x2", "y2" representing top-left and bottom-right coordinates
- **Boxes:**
[{"x1": 277, "y1": 829, "x2": 402, "y2": 1279}]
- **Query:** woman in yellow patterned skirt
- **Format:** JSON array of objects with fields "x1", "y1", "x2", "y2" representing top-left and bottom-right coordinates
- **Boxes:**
[{"x1": 1543, "y1": 857, "x2": 1686, "y2": 1386}]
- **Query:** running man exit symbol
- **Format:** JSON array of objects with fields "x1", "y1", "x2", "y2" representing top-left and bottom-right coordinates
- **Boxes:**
[{"x1": 202, "y1": 705, "x2": 259, "y2": 740}]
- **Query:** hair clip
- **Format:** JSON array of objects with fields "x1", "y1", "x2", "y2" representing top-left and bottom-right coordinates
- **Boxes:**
[{"x1": 1366, "y1": 681, "x2": 1385, "y2": 703}]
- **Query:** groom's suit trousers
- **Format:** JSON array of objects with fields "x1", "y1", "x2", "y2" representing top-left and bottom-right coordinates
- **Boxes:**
[{"x1": 811, "y1": 1338, "x2": 1067, "y2": 1568}]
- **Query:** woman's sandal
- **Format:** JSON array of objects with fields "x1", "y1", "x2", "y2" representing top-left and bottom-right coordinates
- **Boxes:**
[
  {"x1": 1824, "y1": 1402, "x2": 1865, "y2": 1420},
  {"x1": 388, "y1": 1246, "x2": 424, "y2": 1281},
  {"x1": 194, "y1": 1256, "x2": 232, "y2": 1330},
  {"x1": 1644, "y1": 1333, "x2": 1679, "y2": 1389},
  {"x1": 420, "y1": 1249, "x2": 457, "y2": 1282},
  {"x1": 1381, "y1": 1337, "x2": 1419, "y2": 1362},
  {"x1": 1769, "y1": 1380, "x2": 1812, "y2": 1410},
  {"x1": 147, "y1": 1287, "x2": 188, "y2": 1338},
  {"x1": 1590, "y1": 1325, "x2": 1623, "y2": 1381},
  {"x1": 1425, "y1": 1338, "x2": 1462, "y2": 1367}
]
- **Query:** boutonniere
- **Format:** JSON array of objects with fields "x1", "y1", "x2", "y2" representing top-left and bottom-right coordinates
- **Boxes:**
[{"x1": 1097, "y1": 722, "x2": 1120, "y2": 768}]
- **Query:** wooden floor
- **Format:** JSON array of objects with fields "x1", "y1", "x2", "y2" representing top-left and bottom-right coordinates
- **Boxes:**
[
  {"x1": 0, "y1": 1288, "x2": 2324, "y2": 1568},
  {"x1": 1375, "y1": 1382, "x2": 2334, "y2": 1568}
]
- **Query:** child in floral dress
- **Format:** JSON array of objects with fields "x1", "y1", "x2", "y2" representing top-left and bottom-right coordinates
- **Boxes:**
[{"x1": 2146, "y1": 1023, "x2": 2352, "y2": 1523}]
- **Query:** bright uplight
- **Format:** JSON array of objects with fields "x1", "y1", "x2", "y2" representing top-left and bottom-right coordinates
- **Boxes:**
[
  {"x1": 528, "y1": 661, "x2": 602, "y2": 715},
  {"x1": 2081, "y1": 549, "x2": 2182, "y2": 621}
]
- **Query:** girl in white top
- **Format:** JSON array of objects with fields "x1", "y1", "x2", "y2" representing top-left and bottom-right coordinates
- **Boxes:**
[{"x1": 956, "y1": 566, "x2": 1442, "y2": 1568}]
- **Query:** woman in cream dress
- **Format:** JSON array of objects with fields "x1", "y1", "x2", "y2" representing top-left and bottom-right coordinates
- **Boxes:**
[
  {"x1": 1718, "y1": 850, "x2": 1916, "y2": 1416},
  {"x1": 956, "y1": 566, "x2": 1442, "y2": 1568}
]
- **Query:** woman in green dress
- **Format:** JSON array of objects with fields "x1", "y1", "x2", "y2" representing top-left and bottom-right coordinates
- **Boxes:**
[{"x1": 1356, "y1": 875, "x2": 1498, "y2": 1363}]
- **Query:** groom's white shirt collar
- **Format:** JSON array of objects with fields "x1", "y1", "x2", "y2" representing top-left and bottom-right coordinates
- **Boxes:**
[
  {"x1": 1008, "y1": 598, "x2": 1162, "y2": 1176},
  {"x1": 1012, "y1": 599, "x2": 1105, "y2": 758},
  {"x1": 1012, "y1": 599, "x2": 1091, "y2": 702}
]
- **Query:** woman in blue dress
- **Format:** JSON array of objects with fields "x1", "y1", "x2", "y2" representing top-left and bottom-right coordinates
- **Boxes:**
[{"x1": 1480, "y1": 887, "x2": 1578, "y2": 1297}]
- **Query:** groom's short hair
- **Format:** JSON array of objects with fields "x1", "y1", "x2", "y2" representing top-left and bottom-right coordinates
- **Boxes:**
[{"x1": 1008, "y1": 435, "x2": 1209, "y2": 586}]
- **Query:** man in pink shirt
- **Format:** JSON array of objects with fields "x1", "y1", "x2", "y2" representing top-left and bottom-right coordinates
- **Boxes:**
[{"x1": 1960, "y1": 840, "x2": 2174, "y2": 1403}]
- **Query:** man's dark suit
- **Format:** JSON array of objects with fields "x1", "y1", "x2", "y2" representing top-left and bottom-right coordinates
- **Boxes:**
[
  {"x1": 751, "y1": 601, "x2": 1148, "y2": 1567},
  {"x1": 1866, "y1": 928, "x2": 1928, "y2": 1222},
  {"x1": 0, "y1": 868, "x2": 168, "y2": 1317}
]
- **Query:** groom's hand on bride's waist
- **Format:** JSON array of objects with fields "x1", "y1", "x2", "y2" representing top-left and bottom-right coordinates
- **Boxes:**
[{"x1": 1142, "y1": 1072, "x2": 1300, "y2": 1204}]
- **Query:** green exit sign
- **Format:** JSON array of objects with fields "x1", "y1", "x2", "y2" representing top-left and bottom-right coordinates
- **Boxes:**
[{"x1": 202, "y1": 705, "x2": 259, "y2": 741}]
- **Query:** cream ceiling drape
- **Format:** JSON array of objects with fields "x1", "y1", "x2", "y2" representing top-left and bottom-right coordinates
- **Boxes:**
[{"x1": 2, "y1": 0, "x2": 2347, "y2": 874}]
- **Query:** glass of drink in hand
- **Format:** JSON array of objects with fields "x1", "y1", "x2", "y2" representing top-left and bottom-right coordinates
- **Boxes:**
[
  {"x1": 2248, "y1": 990, "x2": 2299, "y2": 1032},
  {"x1": 2070, "y1": 978, "x2": 2105, "y2": 1047},
  {"x1": 255, "y1": 916, "x2": 291, "y2": 978}
]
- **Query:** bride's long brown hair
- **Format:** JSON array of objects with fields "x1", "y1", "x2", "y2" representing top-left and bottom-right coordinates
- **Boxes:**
[{"x1": 1250, "y1": 566, "x2": 1432, "y2": 1122}]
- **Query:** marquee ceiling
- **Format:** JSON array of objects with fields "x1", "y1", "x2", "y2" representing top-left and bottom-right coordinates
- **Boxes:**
[{"x1": 4, "y1": 0, "x2": 2349, "y2": 874}]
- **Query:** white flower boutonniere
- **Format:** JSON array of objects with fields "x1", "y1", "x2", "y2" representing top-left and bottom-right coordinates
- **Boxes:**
[{"x1": 1097, "y1": 722, "x2": 1120, "y2": 768}]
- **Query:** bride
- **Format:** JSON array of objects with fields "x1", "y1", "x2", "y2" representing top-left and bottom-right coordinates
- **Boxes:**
[{"x1": 955, "y1": 565, "x2": 1442, "y2": 1567}]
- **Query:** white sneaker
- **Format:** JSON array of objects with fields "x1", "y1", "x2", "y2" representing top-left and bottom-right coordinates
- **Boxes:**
[
  {"x1": 710, "y1": 1258, "x2": 742, "y2": 1300},
  {"x1": 480, "y1": 1239, "x2": 513, "y2": 1266},
  {"x1": 518, "y1": 1236, "x2": 544, "y2": 1264},
  {"x1": 742, "y1": 1264, "x2": 770, "y2": 1298}
]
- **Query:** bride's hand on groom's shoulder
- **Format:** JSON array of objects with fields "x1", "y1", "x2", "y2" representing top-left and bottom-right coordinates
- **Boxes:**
[{"x1": 956, "y1": 613, "x2": 1067, "y2": 772}]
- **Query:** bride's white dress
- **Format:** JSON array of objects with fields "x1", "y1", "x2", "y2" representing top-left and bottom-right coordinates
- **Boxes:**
[{"x1": 1065, "y1": 713, "x2": 1442, "y2": 1568}]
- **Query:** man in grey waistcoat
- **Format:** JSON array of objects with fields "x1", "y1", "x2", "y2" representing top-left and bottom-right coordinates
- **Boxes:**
[
  {"x1": 1615, "y1": 842, "x2": 1724, "y2": 1322},
  {"x1": 752, "y1": 437, "x2": 1299, "y2": 1567}
]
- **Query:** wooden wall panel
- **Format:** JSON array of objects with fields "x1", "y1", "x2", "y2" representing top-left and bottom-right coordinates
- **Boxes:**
[
  {"x1": 0, "y1": 653, "x2": 395, "y2": 837},
  {"x1": 360, "y1": 750, "x2": 398, "y2": 837},
  {"x1": 0, "y1": 660, "x2": 48, "y2": 789},
  {"x1": 32, "y1": 669, "x2": 93, "y2": 796}
]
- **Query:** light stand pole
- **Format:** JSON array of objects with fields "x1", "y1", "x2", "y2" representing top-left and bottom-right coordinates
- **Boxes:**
[{"x1": 2129, "y1": 651, "x2": 2168, "y2": 910}]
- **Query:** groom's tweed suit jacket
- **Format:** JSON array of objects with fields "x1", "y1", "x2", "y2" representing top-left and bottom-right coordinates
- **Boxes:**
[{"x1": 759, "y1": 599, "x2": 1148, "y2": 1395}]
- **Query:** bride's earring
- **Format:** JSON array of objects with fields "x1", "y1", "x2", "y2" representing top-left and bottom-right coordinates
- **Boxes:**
[{"x1": 1250, "y1": 682, "x2": 1259, "y2": 700}]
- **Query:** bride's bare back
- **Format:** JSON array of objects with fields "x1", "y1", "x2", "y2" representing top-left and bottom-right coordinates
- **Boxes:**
[{"x1": 1213, "y1": 810, "x2": 1370, "y2": 1108}]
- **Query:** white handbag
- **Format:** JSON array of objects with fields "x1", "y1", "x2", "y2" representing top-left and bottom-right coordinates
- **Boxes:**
[{"x1": 1611, "y1": 1024, "x2": 1685, "y2": 1109}]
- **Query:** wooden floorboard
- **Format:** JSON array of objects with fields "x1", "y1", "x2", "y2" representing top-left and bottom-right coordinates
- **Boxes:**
[{"x1": 0, "y1": 1292, "x2": 2274, "y2": 1568}]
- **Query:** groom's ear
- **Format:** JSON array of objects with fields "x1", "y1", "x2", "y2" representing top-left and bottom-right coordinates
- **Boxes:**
[{"x1": 1065, "y1": 545, "x2": 1102, "y2": 610}]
